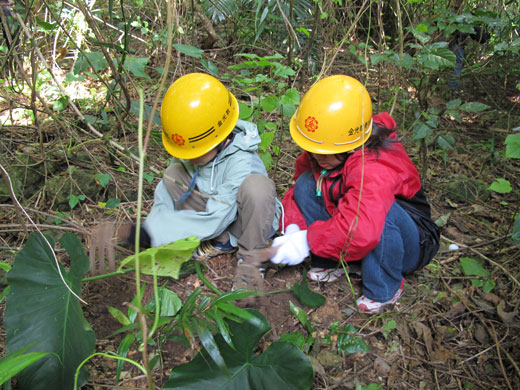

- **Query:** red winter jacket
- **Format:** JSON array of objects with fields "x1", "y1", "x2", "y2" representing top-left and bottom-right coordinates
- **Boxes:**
[{"x1": 280, "y1": 113, "x2": 422, "y2": 262}]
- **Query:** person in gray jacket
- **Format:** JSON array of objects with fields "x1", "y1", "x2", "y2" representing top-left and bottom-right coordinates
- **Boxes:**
[{"x1": 133, "y1": 73, "x2": 280, "y2": 267}]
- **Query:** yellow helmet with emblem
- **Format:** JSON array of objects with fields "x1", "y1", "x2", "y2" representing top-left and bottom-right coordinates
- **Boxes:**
[
  {"x1": 289, "y1": 75, "x2": 373, "y2": 154},
  {"x1": 161, "y1": 73, "x2": 239, "y2": 159}
]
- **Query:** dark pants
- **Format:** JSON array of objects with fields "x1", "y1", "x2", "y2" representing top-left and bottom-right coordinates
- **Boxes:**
[{"x1": 293, "y1": 170, "x2": 421, "y2": 301}]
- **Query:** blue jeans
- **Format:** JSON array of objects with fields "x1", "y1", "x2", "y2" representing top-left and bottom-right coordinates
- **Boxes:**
[{"x1": 293, "y1": 170, "x2": 421, "y2": 302}]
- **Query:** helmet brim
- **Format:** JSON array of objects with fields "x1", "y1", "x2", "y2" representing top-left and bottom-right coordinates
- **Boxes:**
[{"x1": 289, "y1": 113, "x2": 373, "y2": 154}]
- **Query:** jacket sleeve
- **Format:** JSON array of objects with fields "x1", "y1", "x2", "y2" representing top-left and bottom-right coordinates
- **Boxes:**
[
  {"x1": 279, "y1": 152, "x2": 313, "y2": 232},
  {"x1": 307, "y1": 155, "x2": 402, "y2": 261}
]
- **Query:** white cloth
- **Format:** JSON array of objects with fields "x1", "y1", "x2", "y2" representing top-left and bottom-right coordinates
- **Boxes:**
[{"x1": 271, "y1": 229, "x2": 309, "y2": 265}]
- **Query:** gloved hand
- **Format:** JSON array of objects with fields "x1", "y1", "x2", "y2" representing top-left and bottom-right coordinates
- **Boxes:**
[
  {"x1": 284, "y1": 224, "x2": 301, "y2": 235},
  {"x1": 272, "y1": 224, "x2": 300, "y2": 247},
  {"x1": 271, "y1": 229, "x2": 310, "y2": 265}
]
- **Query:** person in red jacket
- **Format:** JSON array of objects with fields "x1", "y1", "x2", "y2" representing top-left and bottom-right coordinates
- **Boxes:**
[{"x1": 271, "y1": 75, "x2": 440, "y2": 313}]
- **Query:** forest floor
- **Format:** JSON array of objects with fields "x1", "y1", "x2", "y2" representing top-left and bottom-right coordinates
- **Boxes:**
[{"x1": 1, "y1": 66, "x2": 520, "y2": 390}]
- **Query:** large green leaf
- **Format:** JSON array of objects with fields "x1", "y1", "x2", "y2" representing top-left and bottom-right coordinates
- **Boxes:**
[
  {"x1": 4, "y1": 233, "x2": 96, "y2": 390},
  {"x1": 163, "y1": 309, "x2": 314, "y2": 390},
  {"x1": 505, "y1": 133, "x2": 520, "y2": 159},
  {"x1": 124, "y1": 56, "x2": 152, "y2": 82},
  {"x1": 118, "y1": 236, "x2": 199, "y2": 278}
]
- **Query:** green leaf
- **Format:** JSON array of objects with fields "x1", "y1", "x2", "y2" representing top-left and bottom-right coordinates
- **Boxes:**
[
  {"x1": 445, "y1": 99, "x2": 462, "y2": 109},
  {"x1": 284, "y1": 88, "x2": 301, "y2": 105},
  {"x1": 130, "y1": 101, "x2": 162, "y2": 126},
  {"x1": 73, "y1": 51, "x2": 108, "y2": 74},
  {"x1": 193, "y1": 318, "x2": 228, "y2": 374},
  {"x1": 108, "y1": 306, "x2": 131, "y2": 326},
  {"x1": 173, "y1": 43, "x2": 203, "y2": 58},
  {"x1": 259, "y1": 150, "x2": 272, "y2": 170},
  {"x1": 289, "y1": 301, "x2": 315, "y2": 334},
  {"x1": 157, "y1": 287, "x2": 183, "y2": 316},
  {"x1": 65, "y1": 72, "x2": 86, "y2": 82},
  {"x1": 0, "y1": 347, "x2": 48, "y2": 386},
  {"x1": 143, "y1": 172, "x2": 155, "y2": 184},
  {"x1": 437, "y1": 134, "x2": 456, "y2": 150},
  {"x1": 460, "y1": 257, "x2": 489, "y2": 276},
  {"x1": 118, "y1": 236, "x2": 200, "y2": 278},
  {"x1": 67, "y1": 194, "x2": 85, "y2": 209},
  {"x1": 53, "y1": 95, "x2": 69, "y2": 112},
  {"x1": 292, "y1": 277, "x2": 326, "y2": 308},
  {"x1": 482, "y1": 279, "x2": 495, "y2": 293},
  {"x1": 512, "y1": 213, "x2": 520, "y2": 248},
  {"x1": 370, "y1": 53, "x2": 387, "y2": 65},
  {"x1": 259, "y1": 131, "x2": 275, "y2": 151},
  {"x1": 488, "y1": 178, "x2": 512, "y2": 193},
  {"x1": 115, "y1": 334, "x2": 135, "y2": 383},
  {"x1": 124, "y1": 56, "x2": 151, "y2": 82},
  {"x1": 279, "y1": 332, "x2": 307, "y2": 349},
  {"x1": 459, "y1": 102, "x2": 490, "y2": 113},
  {"x1": 360, "y1": 384, "x2": 384, "y2": 390},
  {"x1": 105, "y1": 198, "x2": 121, "y2": 209},
  {"x1": 418, "y1": 47, "x2": 456, "y2": 69},
  {"x1": 505, "y1": 134, "x2": 520, "y2": 159},
  {"x1": 35, "y1": 17, "x2": 57, "y2": 31},
  {"x1": 413, "y1": 122, "x2": 433, "y2": 140},
  {"x1": 94, "y1": 173, "x2": 112, "y2": 188},
  {"x1": 0, "y1": 261, "x2": 11, "y2": 272},
  {"x1": 336, "y1": 324, "x2": 369, "y2": 355},
  {"x1": 163, "y1": 309, "x2": 314, "y2": 390},
  {"x1": 261, "y1": 95, "x2": 278, "y2": 112},
  {"x1": 201, "y1": 59, "x2": 219, "y2": 77},
  {"x1": 4, "y1": 233, "x2": 95, "y2": 390},
  {"x1": 238, "y1": 102, "x2": 253, "y2": 120},
  {"x1": 396, "y1": 53, "x2": 414, "y2": 69},
  {"x1": 415, "y1": 23, "x2": 428, "y2": 33},
  {"x1": 272, "y1": 64, "x2": 296, "y2": 78}
]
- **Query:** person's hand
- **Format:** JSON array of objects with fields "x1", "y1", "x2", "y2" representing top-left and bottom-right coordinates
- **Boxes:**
[
  {"x1": 284, "y1": 224, "x2": 301, "y2": 235},
  {"x1": 272, "y1": 224, "x2": 300, "y2": 247},
  {"x1": 271, "y1": 230, "x2": 309, "y2": 265}
]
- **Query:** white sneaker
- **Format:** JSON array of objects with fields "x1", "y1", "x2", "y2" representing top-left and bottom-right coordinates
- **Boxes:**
[
  {"x1": 356, "y1": 279, "x2": 404, "y2": 313},
  {"x1": 307, "y1": 267, "x2": 345, "y2": 282}
]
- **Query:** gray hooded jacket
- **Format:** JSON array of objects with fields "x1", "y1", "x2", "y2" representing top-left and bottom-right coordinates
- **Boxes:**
[{"x1": 144, "y1": 119, "x2": 281, "y2": 247}]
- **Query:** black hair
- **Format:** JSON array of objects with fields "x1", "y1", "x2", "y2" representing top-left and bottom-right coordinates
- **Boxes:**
[{"x1": 334, "y1": 121, "x2": 395, "y2": 161}]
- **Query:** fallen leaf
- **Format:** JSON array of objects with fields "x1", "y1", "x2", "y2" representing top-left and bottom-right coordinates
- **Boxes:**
[
  {"x1": 445, "y1": 301, "x2": 466, "y2": 318},
  {"x1": 374, "y1": 356, "x2": 391, "y2": 376},
  {"x1": 497, "y1": 301, "x2": 518, "y2": 324},
  {"x1": 474, "y1": 324, "x2": 489, "y2": 344},
  {"x1": 477, "y1": 290, "x2": 501, "y2": 305},
  {"x1": 412, "y1": 322, "x2": 433, "y2": 356},
  {"x1": 430, "y1": 345, "x2": 459, "y2": 362}
]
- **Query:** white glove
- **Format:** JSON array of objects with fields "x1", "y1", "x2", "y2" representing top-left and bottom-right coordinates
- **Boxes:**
[
  {"x1": 284, "y1": 224, "x2": 300, "y2": 235},
  {"x1": 271, "y1": 230, "x2": 310, "y2": 265},
  {"x1": 272, "y1": 224, "x2": 301, "y2": 247}
]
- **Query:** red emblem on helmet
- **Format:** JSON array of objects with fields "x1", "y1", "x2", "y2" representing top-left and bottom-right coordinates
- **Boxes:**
[
  {"x1": 171, "y1": 133, "x2": 185, "y2": 146},
  {"x1": 304, "y1": 116, "x2": 318, "y2": 132}
]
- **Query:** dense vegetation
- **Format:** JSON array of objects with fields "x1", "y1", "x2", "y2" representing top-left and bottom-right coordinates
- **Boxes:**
[{"x1": 1, "y1": 0, "x2": 519, "y2": 389}]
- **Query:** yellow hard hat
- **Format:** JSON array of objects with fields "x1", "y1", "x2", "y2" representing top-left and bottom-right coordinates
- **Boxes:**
[
  {"x1": 289, "y1": 75, "x2": 373, "y2": 154},
  {"x1": 161, "y1": 73, "x2": 239, "y2": 159}
]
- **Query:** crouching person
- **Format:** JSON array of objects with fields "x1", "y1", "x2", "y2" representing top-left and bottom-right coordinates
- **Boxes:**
[
  {"x1": 271, "y1": 75, "x2": 439, "y2": 313},
  {"x1": 130, "y1": 73, "x2": 280, "y2": 269}
]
